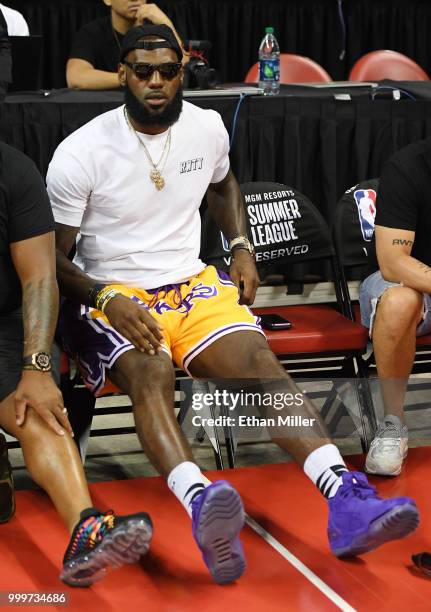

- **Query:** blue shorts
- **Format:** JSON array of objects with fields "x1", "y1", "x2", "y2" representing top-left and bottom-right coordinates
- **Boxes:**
[{"x1": 359, "y1": 270, "x2": 431, "y2": 338}]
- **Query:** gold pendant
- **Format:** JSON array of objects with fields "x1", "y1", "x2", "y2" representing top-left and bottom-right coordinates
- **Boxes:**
[{"x1": 150, "y1": 169, "x2": 165, "y2": 191}]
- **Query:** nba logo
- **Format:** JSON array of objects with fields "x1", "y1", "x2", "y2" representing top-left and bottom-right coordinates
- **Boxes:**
[
  {"x1": 220, "y1": 232, "x2": 230, "y2": 252},
  {"x1": 354, "y1": 189, "x2": 377, "y2": 242}
]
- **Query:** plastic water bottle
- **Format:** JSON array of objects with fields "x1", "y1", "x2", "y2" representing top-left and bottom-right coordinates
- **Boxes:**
[{"x1": 258, "y1": 26, "x2": 280, "y2": 95}]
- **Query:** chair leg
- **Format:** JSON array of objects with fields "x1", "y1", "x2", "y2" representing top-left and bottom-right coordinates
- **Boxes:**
[
  {"x1": 319, "y1": 386, "x2": 339, "y2": 422},
  {"x1": 220, "y1": 402, "x2": 236, "y2": 469},
  {"x1": 355, "y1": 357, "x2": 377, "y2": 451},
  {"x1": 61, "y1": 380, "x2": 96, "y2": 463},
  {"x1": 208, "y1": 400, "x2": 224, "y2": 470}
]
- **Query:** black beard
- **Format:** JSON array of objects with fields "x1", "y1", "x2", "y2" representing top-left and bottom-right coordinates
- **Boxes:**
[{"x1": 124, "y1": 83, "x2": 183, "y2": 128}]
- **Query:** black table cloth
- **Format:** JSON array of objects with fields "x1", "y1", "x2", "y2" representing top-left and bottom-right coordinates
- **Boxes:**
[{"x1": 1, "y1": 87, "x2": 431, "y2": 225}]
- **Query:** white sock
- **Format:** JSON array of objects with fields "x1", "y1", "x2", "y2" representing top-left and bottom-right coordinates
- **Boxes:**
[
  {"x1": 167, "y1": 461, "x2": 207, "y2": 517},
  {"x1": 303, "y1": 444, "x2": 348, "y2": 499}
]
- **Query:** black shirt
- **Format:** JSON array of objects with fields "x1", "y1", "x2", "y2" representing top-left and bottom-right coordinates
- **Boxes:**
[
  {"x1": 0, "y1": 143, "x2": 54, "y2": 315},
  {"x1": 69, "y1": 16, "x2": 123, "y2": 72},
  {"x1": 368, "y1": 138, "x2": 431, "y2": 272}
]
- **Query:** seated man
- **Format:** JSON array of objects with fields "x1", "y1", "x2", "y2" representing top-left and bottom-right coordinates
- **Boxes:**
[
  {"x1": 360, "y1": 139, "x2": 431, "y2": 476},
  {"x1": 0, "y1": 142, "x2": 152, "y2": 587},
  {"x1": 51, "y1": 24, "x2": 420, "y2": 585},
  {"x1": 67, "y1": 0, "x2": 186, "y2": 90}
]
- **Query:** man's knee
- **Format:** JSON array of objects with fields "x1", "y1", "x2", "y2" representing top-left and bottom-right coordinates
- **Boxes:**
[
  {"x1": 247, "y1": 345, "x2": 285, "y2": 376},
  {"x1": 6, "y1": 405, "x2": 53, "y2": 442},
  {"x1": 118, "y1": 354, "x2": 175, "y2": 403},
  {"x1": 376, "y1": 286, "x2": 423, "y2": 334}
]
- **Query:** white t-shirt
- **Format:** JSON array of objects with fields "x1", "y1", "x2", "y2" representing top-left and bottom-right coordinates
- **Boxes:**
[
  {"x1": 0, "y1": 4, "x2": 29, "y2": 36},
  {"x1": 47, "y1": 101, "x2": 230, "y2": 289}
]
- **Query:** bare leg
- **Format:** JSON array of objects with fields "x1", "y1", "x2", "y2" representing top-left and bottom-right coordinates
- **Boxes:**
[
  {"x1": 188, "y1": 331, "x2": 332, "y2": 466},
  {"x1": 109, "y1": 350, "x2": 194, "y2": 477},
  {"x1": 0, "y1": 393, "x2": 92, "y2": 532},
  {"x1": 372, "y1": 287, "x2": 423, "y2": 423}
]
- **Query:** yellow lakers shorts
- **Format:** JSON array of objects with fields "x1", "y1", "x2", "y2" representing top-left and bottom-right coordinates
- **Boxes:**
[{"x1": 59, "y1": 266, "x2": 264, "y2": 394}]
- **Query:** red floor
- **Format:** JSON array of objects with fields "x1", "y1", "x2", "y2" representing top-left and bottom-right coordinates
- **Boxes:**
[{"x1": 1, "y1": 448, "x2": 431, "y2": 611}]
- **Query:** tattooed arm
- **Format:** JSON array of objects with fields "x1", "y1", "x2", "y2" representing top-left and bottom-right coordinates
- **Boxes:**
[
  {"x1": 10, "y1": 232, "x2": 72, "y2": 436},
  {"x1": 375, "y1": 225, "x2": 431, "y2": 292}
]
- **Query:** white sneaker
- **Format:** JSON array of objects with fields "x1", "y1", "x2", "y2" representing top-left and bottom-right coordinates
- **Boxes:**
[{"x1": 365, "y1": 415, "x2": 408, "y2": 476}]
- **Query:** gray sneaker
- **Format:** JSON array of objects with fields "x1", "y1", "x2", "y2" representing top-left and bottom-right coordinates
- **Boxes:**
[{"x1": 365, "y1": 415, "x2": 408, "y2": 476}]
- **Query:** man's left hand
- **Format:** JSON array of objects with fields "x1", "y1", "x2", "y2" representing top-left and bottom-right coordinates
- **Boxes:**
[{"x1": 230, "y1": 249, "x2": 260, "y2": 305}]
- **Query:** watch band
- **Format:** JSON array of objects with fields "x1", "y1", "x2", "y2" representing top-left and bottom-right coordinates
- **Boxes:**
[
  {"x1": 229, "y1": 235, "x2": 249, "y2": 251},
  {"x1": 229, "y1": 235, "x2": 255, "y2": 257},
  {"x1": 22, "y1": 352, "x2": 52, "y2": 372}
]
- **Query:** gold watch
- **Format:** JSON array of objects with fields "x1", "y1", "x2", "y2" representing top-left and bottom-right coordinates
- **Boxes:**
[
  {"x1": 22, "y1": 352, "x2": 52, "y2": 372},
  {"x1": 229, "y1": 235, "x2": 256, "y2": 258}
]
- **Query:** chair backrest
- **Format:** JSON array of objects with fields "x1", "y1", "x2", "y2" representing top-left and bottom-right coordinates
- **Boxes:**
[
  {"x1": 349, "y1": 51, "x2": 429, "y2": 82},
  {"x1": 244, "y1": 54, "x2": 332, "y2": 84},
  {"x1": 332, "y1": 178, "x2": 379, "y2": 318},
  {"x1": 201, "y1": 182, "x2": 335, "y2": 276},
  {"x1": 332, "y1": 178, "x2": 380, "y2": 270}
]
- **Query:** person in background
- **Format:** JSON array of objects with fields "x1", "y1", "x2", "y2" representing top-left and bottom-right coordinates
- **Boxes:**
[
  {"x1": 67, "y1": 0, "x2": 186, "y2": 90},
  {"x1": 0, "y1": 3, "x2": 29, "y2": 36}
]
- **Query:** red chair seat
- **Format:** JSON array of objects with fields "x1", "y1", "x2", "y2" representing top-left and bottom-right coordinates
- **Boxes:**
[
  {"x1": 415, "y1": 335, "x2": 431, "y2": 346},
  {"x1": 253, "y1": 305, "x2": 368, "y2": 355}
]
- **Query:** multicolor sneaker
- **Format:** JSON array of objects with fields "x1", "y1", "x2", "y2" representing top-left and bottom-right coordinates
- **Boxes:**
[
  {"x1": 191, "y1": 481, "x2": 246, "y2": 584},
  {"x1": 365, "y1": 415, "x2": 408, "y2": 476},
  {"x1": 0, "y1": 433, "x2": 14, "y2": 523},
  {"x1": 61, "y1": 508, "x2": 153, "y2": 587},
  {"x1": 328, "y1": 471, "x2": 419, "y2": 557}
]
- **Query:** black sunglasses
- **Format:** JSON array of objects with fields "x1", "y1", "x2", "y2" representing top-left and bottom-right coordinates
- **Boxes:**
[{"x1": 123, "y1": 61, "x2": 182, "y2": 80}]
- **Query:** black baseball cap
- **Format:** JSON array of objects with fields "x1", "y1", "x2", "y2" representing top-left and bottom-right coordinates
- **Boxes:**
[{"x1": 120, "y1": 24, "x2": 183, "y2": 63}]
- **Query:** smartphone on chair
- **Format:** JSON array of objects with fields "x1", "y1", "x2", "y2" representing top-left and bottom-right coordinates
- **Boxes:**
[{"x1": 259, "y1": 314, "x2": 293, "y2": 330}]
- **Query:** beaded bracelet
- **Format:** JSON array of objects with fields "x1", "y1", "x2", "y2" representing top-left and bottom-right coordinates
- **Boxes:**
[{"x1": 97, "y1": 288, "x2": 122, "y2": 313}]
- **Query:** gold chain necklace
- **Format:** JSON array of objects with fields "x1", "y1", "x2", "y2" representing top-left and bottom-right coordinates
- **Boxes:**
[{"x1": 123, "y1": 107, "x2": 172, "y2": 190}]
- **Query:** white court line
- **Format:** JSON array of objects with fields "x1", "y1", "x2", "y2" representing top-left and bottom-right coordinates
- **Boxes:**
[{"x1": 246, "y1": 515, "x2": 356, "y2": 612}]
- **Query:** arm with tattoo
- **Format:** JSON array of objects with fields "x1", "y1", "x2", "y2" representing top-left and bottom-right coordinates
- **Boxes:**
[
  {"x1": 376, "y1": 225, "x2": 431, "y2": 292},
  {"x1": 10, "y1": 232, "x2": 72, "y2": 436},
  {"x1": 10, "y1": 233, "x2": 59, "y2": 355}
]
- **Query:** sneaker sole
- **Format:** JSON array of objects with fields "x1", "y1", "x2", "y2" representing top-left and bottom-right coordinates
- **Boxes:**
[
  {"x1": 365, "y1": 448, "x2": 408, "y2": 477},
  {"x1": 333, "y1": 502, "x2": 419, "y2": 558},
  {"x1": 60, "y1": 516, "x2": 153, "y2": 587},
  {"x1": 194, "y1": 482, "x2": 246, "y2": 585}
]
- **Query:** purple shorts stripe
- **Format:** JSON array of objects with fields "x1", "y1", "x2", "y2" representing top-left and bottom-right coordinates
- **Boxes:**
[
  {"x1": 58, "y1": 300, "x2": 135, "y2": 395},
  {"x1": 91, "y1": 317, "x2": 128, "y2": 346},
  {"x1": 80, "y1": 343, "x2": 134, "y2": 395}
]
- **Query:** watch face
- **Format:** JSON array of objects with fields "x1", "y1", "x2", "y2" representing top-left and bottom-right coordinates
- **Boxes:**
[{"x1": 33, "y1": 352, "x2": 51, "y2": 371}]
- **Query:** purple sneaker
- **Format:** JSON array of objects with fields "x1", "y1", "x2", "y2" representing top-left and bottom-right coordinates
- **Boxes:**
[
  {"x1": 328, "y1": 471, "x2": 419, "y2": 557},
  {"x1": 191, "y1": 481, "x2": 246, "y2": 584}
]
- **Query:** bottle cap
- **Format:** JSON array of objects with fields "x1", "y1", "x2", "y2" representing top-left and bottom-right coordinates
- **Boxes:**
[{"x1": 265, "y1": 27, "x2": 274, "y2": 34}]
